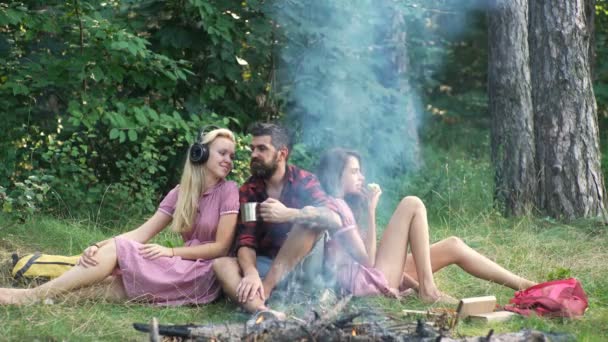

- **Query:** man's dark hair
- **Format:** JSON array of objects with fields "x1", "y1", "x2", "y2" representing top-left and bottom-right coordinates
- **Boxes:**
[{"x1": 248, "y1": 122, "x2": 293, "y2": 158}]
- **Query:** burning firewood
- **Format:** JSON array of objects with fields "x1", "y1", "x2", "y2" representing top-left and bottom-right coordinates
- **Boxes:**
[{"x1": 132, "y1": 295, "x2": 446, "y2": 341}]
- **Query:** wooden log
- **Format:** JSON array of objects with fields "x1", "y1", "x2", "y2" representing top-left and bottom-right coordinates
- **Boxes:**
[
  {"x1": 149, "y1": 317, "x2": 159, "y2": 342},
  {"x1": 134, "y1": 322, "x2": 246, "y2": 340},
  {"x1": 468, "y1": 311, "x2": 518, "y2": 323},
  {"x1": 456, "y1": 296, "x2": 497, "y2": 318}
]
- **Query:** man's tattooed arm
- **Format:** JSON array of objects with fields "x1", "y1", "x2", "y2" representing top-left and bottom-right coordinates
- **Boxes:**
[{"x1": 293, "y1": 206, "x2": 342, "y2": 232}]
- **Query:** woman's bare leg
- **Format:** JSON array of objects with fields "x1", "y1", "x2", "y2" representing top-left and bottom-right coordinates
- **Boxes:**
[
  {"x1": 0, "y1": 241, "x2": 120, "y2": 304},
  {"x1": 402, "y1": 237, "x2": 536, "y2": 290},
  {"x1": 68, "y1": 276, "x2": 128, "y2": 303},
  {"x1": 213, "y1": 257, "x2": 266, "y2": 313},
  {"x1": 374, "y1": 196, "x2": 443, "y2": 302}
]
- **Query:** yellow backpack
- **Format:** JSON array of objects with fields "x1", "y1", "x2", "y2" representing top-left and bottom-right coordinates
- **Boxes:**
[{"x1": 11, "y1": 252, "x2": 80, "y2": 281}]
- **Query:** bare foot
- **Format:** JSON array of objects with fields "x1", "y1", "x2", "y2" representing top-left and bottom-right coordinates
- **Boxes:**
[
  {"x1": 419, "y1": 288, "x2": 458, "y2": 305},
  {"x1": 520, "y1": 280, "x2": 537, "y2": 290},
  {"x1": 429, "y1": 293, "x2": 459, "y2": 305},
  {"x1": 399, "y1": 273, "x2": 420, "y2": 292},
  {"x1": 0, "y1": 288, "x2": 36, "y2": 305}
]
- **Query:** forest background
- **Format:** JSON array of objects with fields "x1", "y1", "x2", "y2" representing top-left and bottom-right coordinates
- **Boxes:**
[{"x1": 1, "y1": 0, "x2": 607, "y2": 340}]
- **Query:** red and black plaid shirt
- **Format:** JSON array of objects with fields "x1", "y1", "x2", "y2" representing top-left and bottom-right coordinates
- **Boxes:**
[{"x1": 236, "y1": 164, "x2": 334, "y2": 258}]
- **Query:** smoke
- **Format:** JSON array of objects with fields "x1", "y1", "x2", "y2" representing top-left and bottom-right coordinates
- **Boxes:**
[
  {"x1": 268, "y1": 0, "x2": 421, "y2": 181},
  {"x1": 262, "y1": 0, "x2": 490, "y2": 302}
]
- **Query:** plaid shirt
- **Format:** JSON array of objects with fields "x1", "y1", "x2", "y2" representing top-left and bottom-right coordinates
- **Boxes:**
[{"x1": 236, "y1": 164, "x2": 333, "y2": 258}]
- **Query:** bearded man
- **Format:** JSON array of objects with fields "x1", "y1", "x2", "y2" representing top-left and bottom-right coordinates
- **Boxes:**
[{"x1": 213, "y1": 122, "x2": 339, "y2": 315}]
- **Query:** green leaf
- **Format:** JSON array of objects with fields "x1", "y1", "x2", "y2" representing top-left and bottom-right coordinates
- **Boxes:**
[
  {"x1": 147, "y1": 108, "x2": 159, "y2": 121},
  {"x1": 11, "y1": 83, "x2": 29, "y2": 95},
  {"x1": 90, "y1": 66, "x2": 105, "y2": 82},
  {"x1": 128, "y1": 130, "x2": 138, "y2": 142},
  {"x1": 134, "y1": 108, "x2": 149, "y2": 125},
  {"x1": 119, "y1": 131, "x2": 126, "y2": 143},
  {"x1": 115, "y1": 114, "x2": 128, "y2": 127},
  {"x1": 109, "y1": 128, "x2": 120, "y2": 140}
]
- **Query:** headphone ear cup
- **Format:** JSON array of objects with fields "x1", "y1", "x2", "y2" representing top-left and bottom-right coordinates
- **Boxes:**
[{"x1": 189, "y1": 143, "x2": 210, "y2": 164}]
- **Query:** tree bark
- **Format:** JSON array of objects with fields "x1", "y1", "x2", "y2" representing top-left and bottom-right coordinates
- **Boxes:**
[
  {"x1": 488, "y1": 0, "x2": 536, "y2": 216},
  {"x1": 529, "y1": 0, "x2": 606, "y2": 219}
]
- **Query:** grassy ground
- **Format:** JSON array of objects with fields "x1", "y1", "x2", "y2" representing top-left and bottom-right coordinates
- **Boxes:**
[
  {"x1": 1, "y1": 209, "x2": 607, "y2": 341},
  {"x1": 1, "y1": 138, "x2": 607, "y2": 340}
]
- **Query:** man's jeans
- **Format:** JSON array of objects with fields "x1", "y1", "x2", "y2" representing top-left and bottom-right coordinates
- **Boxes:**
[{"x1": 257, "y1": 231, "x2": 330, "y2": 292}]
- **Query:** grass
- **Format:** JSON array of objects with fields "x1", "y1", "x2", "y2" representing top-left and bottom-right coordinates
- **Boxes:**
[
  {"x1": 1, "y1": 210, "x2": 607, "y2": 340},
  {"x1": 1, "y1": 145, "x2": 608, "y2": 341}
]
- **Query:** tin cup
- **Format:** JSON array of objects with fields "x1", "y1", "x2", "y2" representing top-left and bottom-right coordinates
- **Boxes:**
[{"x1": 240, "y1": 202, "x2": 258, "y2": 222}]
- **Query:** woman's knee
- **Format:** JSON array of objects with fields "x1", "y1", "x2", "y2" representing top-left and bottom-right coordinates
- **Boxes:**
[
  {"x1": 398, "y1": 196, "x2": 426, "y2": 214},
  {"x1": 97, "y1": 240, "x2": 118, "y2": 262},
  {"x1": 442, "y1": 236, "x2": 467, "y2": 253},
  {"x1": 212, "y1": 257, "x2": 235, "y2": 272}
]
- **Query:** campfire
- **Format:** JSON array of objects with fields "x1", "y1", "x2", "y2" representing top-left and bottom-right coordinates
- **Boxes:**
[
  {"x1": 135, "y1": 295, "x2": 447, "y2": 341},
  {"x1": 134, "y1": 294, "x2": 574, "y2": 341}
]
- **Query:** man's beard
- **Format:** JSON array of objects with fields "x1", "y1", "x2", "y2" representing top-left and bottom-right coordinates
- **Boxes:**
[{"x1": 250, "y1": 154, "x2": 279, "y2": 179}]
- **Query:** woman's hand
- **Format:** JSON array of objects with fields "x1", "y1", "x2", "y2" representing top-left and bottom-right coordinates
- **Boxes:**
[
  {"x1": 139, "y1": 244, "x2": 173, "y2": 260},
  {"x1": 78, "y1": 245, "x2": 100, "y2": 268},
  {"x1": 364, "y1": 183, "x2": 382, "y2": 212}
]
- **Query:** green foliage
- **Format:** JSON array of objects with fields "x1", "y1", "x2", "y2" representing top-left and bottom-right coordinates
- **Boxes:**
[
  {"x1": 0, "y1": 0, "x2": 273, "y2": 220},
  {"x1": 0, "y1": 0, "x2": 607, "y2": 223},
  {"x1": 595, "y1": 1, "x2": 608, "y2": 181},
  {"x1": 596, "y1": 1, "x2": 608, "y2": 114},
  {"x1": 404, "y1": 1, "x2": 489, "y2": 127},
  {"x1": 229, "y1": 132, "x2": 252, "y2": 185},
  {"x1": 0, "y1": 175, "x2": 52, "y2": 220}
]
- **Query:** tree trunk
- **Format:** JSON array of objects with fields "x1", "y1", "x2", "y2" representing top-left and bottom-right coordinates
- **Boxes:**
[
  {"x1": 529, "y1": 0, "x2": 606, "y2": 219},
  {"x1": 488, "y1": 0, "x2": 536, "y2": 216}
]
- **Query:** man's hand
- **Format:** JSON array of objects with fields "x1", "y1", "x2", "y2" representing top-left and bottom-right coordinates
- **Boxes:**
[
  {"x1": 259, "y1": 198, "x2": 291, "y2": 223},
  {"x1": 236, "y1": 273, "x2": 265, "y2": 303},
  {"x1": 78, "y1": 245, "x2": 100, "y2": 268},
  {"x1": 139, "y1": 244, "x2": 172, "y2": 260}
]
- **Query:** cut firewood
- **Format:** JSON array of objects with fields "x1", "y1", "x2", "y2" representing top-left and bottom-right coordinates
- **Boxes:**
[
  {"x1": 456, "y1": 295, "x2": 497, "y2": 318},
  {"x1": 149, "y1": 317, "x2": 159, "y2": 342},
  {"x1": 468, "y1": 311, "x2": 518, "y2": 323},
  {"x1": 402, "y1": 309, "x2": 444, "y2": 317}
]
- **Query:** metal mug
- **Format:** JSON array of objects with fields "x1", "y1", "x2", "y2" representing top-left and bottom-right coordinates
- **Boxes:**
[{"x1": 240, "y1": 202, "x2": 258, "y2": 222}]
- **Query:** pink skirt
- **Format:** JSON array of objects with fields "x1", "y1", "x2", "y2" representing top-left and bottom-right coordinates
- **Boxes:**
[
  {"x1": 337, "y1": 262, "x2": 412, "y2": 298},
  {"x1": 114, "y1": 237, "x2": 220, "y2": 306}
]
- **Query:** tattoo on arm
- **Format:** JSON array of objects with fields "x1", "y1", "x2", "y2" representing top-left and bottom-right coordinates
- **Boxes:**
[{"x1": 294, "y1": 206, "x2": 342, "y2": 231}]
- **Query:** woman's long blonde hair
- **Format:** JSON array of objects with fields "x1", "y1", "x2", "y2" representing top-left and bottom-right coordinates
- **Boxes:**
[{"x1": 172, "y1": 128, "x2": 235, "y2": 233}]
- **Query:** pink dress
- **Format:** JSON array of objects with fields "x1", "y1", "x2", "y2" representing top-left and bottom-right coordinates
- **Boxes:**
[
  {"x1": 114, "y1": 180, "x2": 239, "y2": 306},
  {"x1": 326, "y1": 198, "x2": 401, "y2": 298}
]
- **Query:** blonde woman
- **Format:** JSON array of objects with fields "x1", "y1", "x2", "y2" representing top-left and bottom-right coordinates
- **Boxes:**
[{"x1": 0, "y1": 128, "x2": 239, "y2": 305}]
